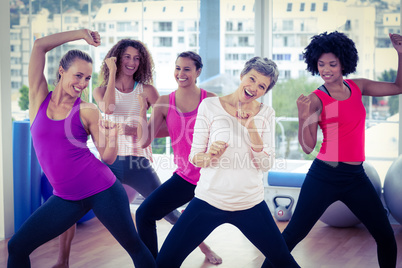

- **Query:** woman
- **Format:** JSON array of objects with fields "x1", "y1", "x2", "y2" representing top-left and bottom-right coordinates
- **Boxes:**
[
  {"x1": 154, "y1": 57, "x2": 300, "y2": 268},
  {"x1": 7, "y1": 29, "x2": 156, "y2": 268},
  {"x1": 271, "y1": 32, "x2": 402, "y2": 268},
  {"x1": 52, "y1": 38, "x2": 182, "y2": 268},
  {"x1": 135, "y1": 51, "x2": 222, "y2": 264}
]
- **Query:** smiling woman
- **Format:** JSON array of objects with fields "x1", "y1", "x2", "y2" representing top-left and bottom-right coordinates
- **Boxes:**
[
  {"x1": 151, "y1": 57, "x2": 301, "y2": 268},
  {"x1": 6, "y1": 29, "x2": 156, "y2": 268}
]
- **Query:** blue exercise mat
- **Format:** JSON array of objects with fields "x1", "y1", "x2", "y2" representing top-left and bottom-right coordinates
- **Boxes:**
[
  {"x1": 12, "y1": 120, "x2": 42, "y2": 232},
  {"x1": 267, "y1": 171, "x2": 306, "y2": 187}
]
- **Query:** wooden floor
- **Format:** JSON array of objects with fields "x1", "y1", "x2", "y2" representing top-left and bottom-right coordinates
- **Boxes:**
[{"x1": 1, "y1": 205, "x2": 402, "y2": 268}]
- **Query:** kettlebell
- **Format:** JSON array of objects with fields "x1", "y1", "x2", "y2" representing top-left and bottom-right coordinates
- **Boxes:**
[{"x1": 273, "y1": 195, "x2": 294, "y2": 221}]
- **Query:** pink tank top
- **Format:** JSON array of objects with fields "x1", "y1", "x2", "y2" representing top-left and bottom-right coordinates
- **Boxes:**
[
  {"x1": 314, "y1": 79, "x2": 366, "y2": 162},
  {"x1": 31, "y1": 92, "x2": 116, "y2": 200},
  {"x1": 165, "y1": 89, "x2": 208, "y2": 185}
]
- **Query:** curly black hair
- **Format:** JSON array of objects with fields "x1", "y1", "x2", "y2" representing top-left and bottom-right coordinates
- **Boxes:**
[
  {"x1": 100, "y1": 39, "x2": 154, "y2": 87},
  {"x1": 303, "y1": 31, "x2": 358, "y2": 76}
]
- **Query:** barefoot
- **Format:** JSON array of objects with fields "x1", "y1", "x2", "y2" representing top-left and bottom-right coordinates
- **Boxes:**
[{"x1": 199, "y1": 242, "x2": 222, "y2": 265}]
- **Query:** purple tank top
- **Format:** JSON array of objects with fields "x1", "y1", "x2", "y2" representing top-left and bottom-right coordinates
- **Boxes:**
[
  {"x1": 166, "y1": 89, "x2": 207, "y2": 185},
  {"x1": 30, "y1": 92, "x2": 116, "y2": 200}
]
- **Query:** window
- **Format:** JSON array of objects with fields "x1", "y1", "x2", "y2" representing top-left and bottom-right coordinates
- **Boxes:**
[
  {"x1": 98, "y1": 23, "x2": 106, "y2": 32},
  {"x1": 300, "y1": 3, "x2": 305, "y2": 12},
  {"x1": 154, "y1": 37, "x2": 172, "y2": 47},
  {"x1": 311, "y1": 3, "x2": 316, "y2": 11},
  {"x1": 189, "y1": 34, "x2": 197, "y2": 47},
  {"x1": 10, "y1": 32, "x2": 19, "y2": 40},
  {"x1": 178, "y1": 21, "x2": 184, "y2": 32},
  {"x1": 239, "y1": 36, "x2": 249, "y2": 46},
  {"x1": 11, "y1": 69, "x2": 20, "y2": 76},
  {"x1": 238, "y1": 22, "x2": 243, "y2": 31},
  {"x1": 273, "y1": 54, "x2": 291, "y2": 61},
  {"x1": 323, "y1": 2, "x2": 328, "y2": 12},
  {"x1": 178, "y1": 36, "x2": 184, "y2": 43},
  {"x1": 154, "y1": 22, "x2": 172, "y2": 32},
  {"x1": 345, "y1": 20, "x2": 351, "y2": 31},
  {"x1": 283, "y1": 20, "x2": 294, "y2": 31},
  {"x1": 227, "y1": 21, "x2": 233, "y2": 31},
  {"x1": 117, "y1": 22, "x2": 133, "y2": 32},
  {"x1": 287, "y1": 3, "x2": 292, "y2": 12},
  {"x1": 180, "y1": 6, "x2": 183, "y2": 12}
]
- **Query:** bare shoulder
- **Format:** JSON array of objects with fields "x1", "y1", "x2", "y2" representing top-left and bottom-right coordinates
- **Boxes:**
[
  {"x1": 307, "y1": 92, "x2": 322, "y2": 112},
  {"x1": 80, "y1": 101, "x2": 101, "y2": 129},
  {"x1": 93, "y1": 86, "x2": 106, "y2": 95},
  {"x1": 93, "y1": 86, "x2": 107, "y2": 102},
  {"x1": 156, "y1": 94, "x2": 170, "y2": 105},
  {"x1": 143, "y1": 84, "x2": 160, "y2": 104},
  {"x1": 143, "y1": 84, "x2": 159, "y2": 97},
  {"x1": 205, "y1": 91, "x2": 217, "y2": 98}
]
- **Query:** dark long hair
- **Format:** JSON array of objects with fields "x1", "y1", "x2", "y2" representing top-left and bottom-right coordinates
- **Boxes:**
[{"x1": 100, "y1": 39, "x2": 154, "y2": 87}]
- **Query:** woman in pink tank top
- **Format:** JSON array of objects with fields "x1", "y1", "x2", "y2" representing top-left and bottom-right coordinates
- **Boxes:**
[
  {"x1": 269, "y1": 32, "x2": 402, "y2": 268},
  {"x1": 135, "y1": 51, "x2": 223, "y2": 264},
  {"x1": 7, "y1": 30, "x2": 156, "y2": 268}
]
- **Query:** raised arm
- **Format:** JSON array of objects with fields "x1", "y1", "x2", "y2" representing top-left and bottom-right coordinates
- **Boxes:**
[
  {"x1": 355, "y1": 33, "x2": 402, "y2": 97},
  {"x1": 297, "y1": 93, "x2": 320, "y2": 155},
  {"x1": 29, "y1": 29, "x2": 100, "y2": 122},
  {"x1": 81, "y1": 102, "x2": 118, "y2": 164},
  {"x1": 93, "y1": 57, "x2": 117, "y2": 114}
]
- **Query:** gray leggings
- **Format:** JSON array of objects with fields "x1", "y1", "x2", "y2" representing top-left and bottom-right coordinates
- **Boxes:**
[{"x1": 107, "y1": 155, "x2": 181, "y2": 224}]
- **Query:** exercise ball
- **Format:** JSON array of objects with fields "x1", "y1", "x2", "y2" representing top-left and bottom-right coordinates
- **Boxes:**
[
  {"x1": 319, "y1": 162, "x2": 382, "y2": 227},
  {"x1": 122, "y1": 184, "x2": 138, "y2": 204},
  {"x1": 384, "y1": 155, "x2": 402, "y2": 225}
]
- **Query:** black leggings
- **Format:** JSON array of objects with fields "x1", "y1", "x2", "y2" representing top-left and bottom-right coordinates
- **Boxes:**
[
  {"x1": 7, "y1": 180, "x2": 156, "y2": 268},
  {"x1": 156, "y1": 198, "x2": 300, "y2": 268},
  {"x1": 136, "y1": 173, "x2": 196, "y2": 258},
  {"x1": 107, "y1": 155, "x2": 181, "y2": 224},
  {"x1": 264, "y1": 159, "x2": 396, "y2": 268}
]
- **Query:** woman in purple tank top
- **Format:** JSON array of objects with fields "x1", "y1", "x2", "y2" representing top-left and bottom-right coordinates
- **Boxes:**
[
  {"x1": 135, "y1": 51, "x2": 223, "y2": 264},
  {"x1": 52, "y1": 39, "x2": 184, "y2": 268},
  {"x1": 7, "y1": 29, "x2": 156, "y2": 268}
]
